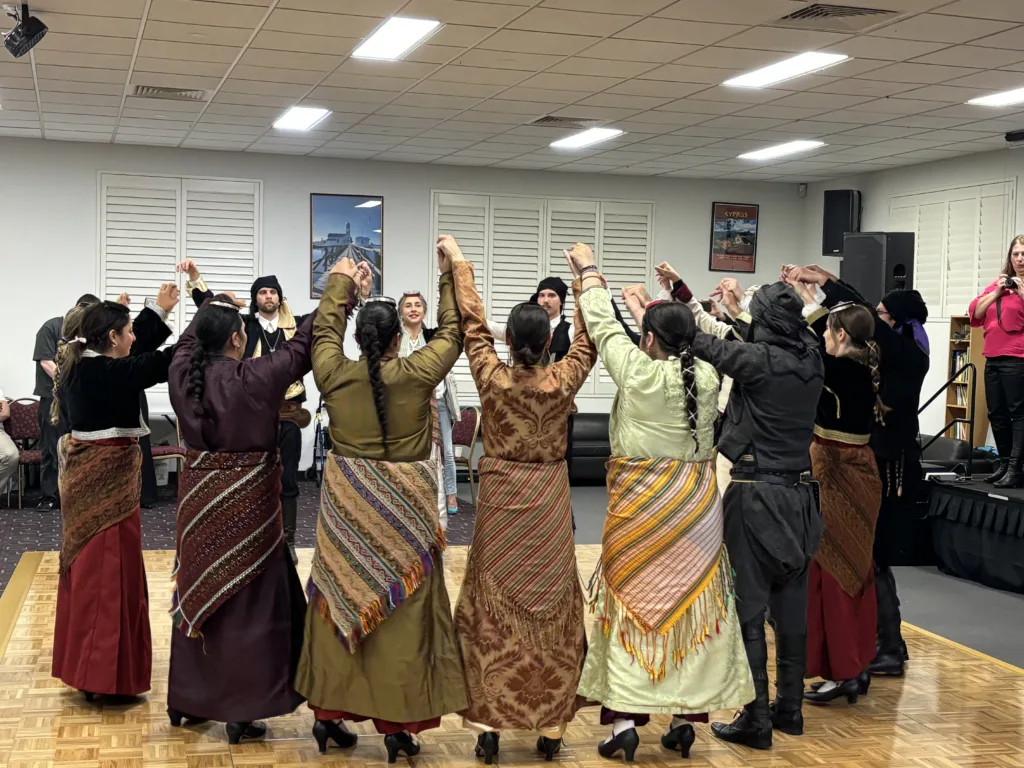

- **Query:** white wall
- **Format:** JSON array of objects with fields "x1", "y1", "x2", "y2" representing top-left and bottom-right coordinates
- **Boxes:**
[
  {"x1": 0, "y1": 136, "x2": 809, "y2": 463},
  {"x1": 804, "y1": 148, "x2": 1021, "y2": 440}
]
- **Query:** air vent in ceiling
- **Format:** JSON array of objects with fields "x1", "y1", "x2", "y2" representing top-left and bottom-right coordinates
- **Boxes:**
[
  {"x1": 530, "y1": 115, "x2": 603, "y2": 129},
  {"x1": 127, "y1": 84, "x2": 210, "y2": 102},
  {"x1": 772, "y1": 3, "x2": 899, "y2": 33}
]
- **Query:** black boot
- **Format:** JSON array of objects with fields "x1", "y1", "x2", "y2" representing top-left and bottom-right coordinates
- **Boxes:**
[
  {"x1": 985, "y1": 426, "x2": 1013, "y2": 483},
  {"x1": 661, "y1": 722, "x2": 696, "y2": 757},
  {"x1": 384, "y1": 732, "x2": 420, "y2": 764},
  {"x1": 994, "y1": 421, "x2": 1024, "y2": 488},
  {"x1": 281, "y1": 496, "x2": 298, "y2": 564},
  {"x1": 474, "y1": 732, "x2": 499, "y2": 765},
  {"x1": 226, "y1": 721, "x2": 266, "y2": 744},
  {"x1": 312, "y1": 720, "x2": 357, "y2": 753},
  {"x1": 712, "y1": 618, "x2": 772, "y2": 750},
  {"x1": 770, "y1": 632, "x2": 805, "y2": 736},
  {"x1": 870, "y1": 565, "x2": 905, "y2": 677},
  {"x1": 985, "y1": 458, "x2": 1009, "y2": 484}
]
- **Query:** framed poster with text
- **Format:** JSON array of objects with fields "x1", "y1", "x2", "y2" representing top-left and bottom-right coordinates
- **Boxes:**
[{"x1": 709, "y1": 202, "x2": 758, "y2": 273}]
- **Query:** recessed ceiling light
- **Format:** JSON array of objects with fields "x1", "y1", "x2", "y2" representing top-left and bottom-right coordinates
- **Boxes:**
[
  {"x1": 352, "y1": 17, "x2": 442, "y2": 61},
  {"x1": 724, "y1": 52, "x2": 849, "y2": 88},
  {"x1": 738, "y1": 140, "x2": 826, "y2": 161},
  {"x1": 968, "y1": 87, "x2": 1024, "y2": 107},
  {"x1": 550, "y1": 127, "x2": 624, "y2": 149},
  {"x1": 356, "y1": 200, "x2": 382, "y2": 208},
  {"x1": 273, "y1": 106, "x2": 330, "y2": 131}
]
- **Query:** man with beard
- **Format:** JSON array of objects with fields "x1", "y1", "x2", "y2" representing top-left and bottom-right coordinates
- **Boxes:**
[
  {"x1": 488, "y1": 277, "x2": 574, "y2": 362},
  {"x1": 689, "y1": 282, "x2": 825, "y2": 751},
  {"x1": 176, "y1": 260, "x2": 371, "y2": 563}
]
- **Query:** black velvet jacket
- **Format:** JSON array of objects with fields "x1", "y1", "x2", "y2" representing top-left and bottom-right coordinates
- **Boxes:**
[{"x1": 808, "y1": 308, "x2": 876, "y2": 442}]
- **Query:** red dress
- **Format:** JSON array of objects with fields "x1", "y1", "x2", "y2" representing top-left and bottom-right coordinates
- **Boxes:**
[{"x1": 52, "y1": 510, "x2": 152, "y2": 695}]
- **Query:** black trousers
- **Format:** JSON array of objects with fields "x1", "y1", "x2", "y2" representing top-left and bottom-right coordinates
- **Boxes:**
[
  {"x1": 984, "y1": 355, "x2": 1024, "y2": 457},
  {"x1": 37, "y1": 396, "x2": 63, "y2": 501},
  {"x1": 279, "y1": 420, "x2": 301, "y2": 500}
]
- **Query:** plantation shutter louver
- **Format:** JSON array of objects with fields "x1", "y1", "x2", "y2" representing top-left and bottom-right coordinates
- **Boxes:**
[
  {"x1": 943, "y1": 194, "x2": 979, "y2": 317},
  {"x1": 489, "y1": 198, "x2": 543, "y2": 362}
]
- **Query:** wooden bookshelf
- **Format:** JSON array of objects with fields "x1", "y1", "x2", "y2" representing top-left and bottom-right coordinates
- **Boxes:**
[{"x1": 946, "y1": 315, "x2": 988, "y2": 445}]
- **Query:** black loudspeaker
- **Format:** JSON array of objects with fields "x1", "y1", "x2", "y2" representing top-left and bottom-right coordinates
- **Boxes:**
[
  {"x1": 822, "y1": 189, "x2": 862, "y2": 255},
  {"x1": 840, "y1": 232, "x2": 915, "y2": 307}
]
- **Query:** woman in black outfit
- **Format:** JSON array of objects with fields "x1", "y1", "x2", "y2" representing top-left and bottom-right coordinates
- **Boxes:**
[{"x1": 789, "y1": 265, "x2": 930, "y2": 679}]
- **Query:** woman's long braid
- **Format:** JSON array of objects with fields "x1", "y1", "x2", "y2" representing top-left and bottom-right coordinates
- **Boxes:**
[
  {"x1": 362, "y1": 325, "x2": 390, "y2": 457},
  {"x1": 49, "y1": 340, "x2": 81, "y2": 425},
  {"x1": 866, "y1": 339, "x2": 890, "y2": 424},
  {"x1": 679, "y1": 343, "x2": 700, "y2": 452},
  {"x1": 186, "y1": 346, "x2": 211, "y2": 418}
]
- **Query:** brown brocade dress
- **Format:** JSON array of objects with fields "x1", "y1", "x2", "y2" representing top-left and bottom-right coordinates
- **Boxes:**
[
  {"x1": 165, "y1": 303, "x2": 315, "y2": 724},
  {"x1": 450, "y1": 261, "x2": 597, "y2": 736},
  {"x1": 295, "y1": 271, "x2": 468, "y2": 735}
]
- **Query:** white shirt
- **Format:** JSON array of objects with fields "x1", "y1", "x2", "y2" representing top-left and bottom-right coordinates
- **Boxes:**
[{"x1": 258, "y1": 313, "x2": 279, "y2": 334}]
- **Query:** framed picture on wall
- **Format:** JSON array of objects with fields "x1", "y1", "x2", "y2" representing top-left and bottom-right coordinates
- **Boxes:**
[
  {"x1": 709, "y1": 202, "x2": 759, "y2": 273},
  {"x1": 310, "y1": 193, "x2": 383, "y2": 298}
]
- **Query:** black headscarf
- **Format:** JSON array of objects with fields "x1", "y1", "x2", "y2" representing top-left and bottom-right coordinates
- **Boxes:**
[
  {"x1": 748, "y1": 282, "x2": 819, "y2": 358},
  {"x1": 250, "y1": 275, "x2": 283, "y2": 315},
  {"x1": 881, "y1": 289, "x2": 929, "y2": 355}
]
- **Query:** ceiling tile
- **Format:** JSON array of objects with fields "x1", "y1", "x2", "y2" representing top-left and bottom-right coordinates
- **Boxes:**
[
  {"x1": 399, "y1": 0, "x2": 525, "y2": 25},
  {"x1": 37, "y1": 13, "x2": 141, "y2": 37},
  {"x1": 614, "y1": 18, "x2": 746, "y2": 45},
  {"x1": 914, "y1": 128, "x2": 1004, "y2": 142},
  {"x1": 479, "y1": 30, "x2": 600, "y2": 55},
  {"x1": 578, "y1": 39, "x2": 699, "y2": 64},
  {"x1": 516, "y1": 72, "x2": 622, "y2": 92},
  {"x1": 883, "y1": 114, "x2": 976, "y2": 129},
  {"x1": 606, "y1": 80, "x2": 709, "y2": 99},
  {"x1": 238, "y1": 49, "x2": 346, "y2": 73},
  {"x1": 131, "y1": 71, "x2": 223, "y2": 90},
  {"x1": 655, "y1": 0, "x2": 806, "y2": 24},
  {"x1": 698, "y1": 115, "x2": 789, "y2": 131},
  {"x1": 263, "y1": 10, "x2": 381, "y2": 38},
  {"x1": 854, "y1": 97, "x2": 954, "y2": 114},
  {"x1": 856, "y1": 62, "x2": 981, "y2": 84},
  {"x1": 718, "y1": 26, "x2": 852, "y2": 53},
  {"x1": 38, "y1": 80, "x2": 125, "y2": 96},
  {"x1": 653, "y1": 98, "x2": 745, "y2": 115},
  {"x1": 427, "y1": 25, "x2": 495, "y2": 48},
  {"x1": 911, "y1": 45, "x2": 1024, "y2": 69},
  {"x1": 547, "y1": 58, "x2": 655, "y2": 79},
  {"x1": 430, "y1": 65, "x2": 526, "y2": 86},
  {"x1": 43, "y1": 33, "x2": 137, "y2": 55},
  {"x1": 321, "y1": 73, "x2": 420, "y2": 91},
  {"x1": 405, "y1": 44, "x2": 476, "y2": 65},
  {"x1": 35, "y1": 0, "x2": 145, "y2": 18},
  {"x1": 498, "y1": 86, "x2": 590, "y2": 103},
  {"x1": 278, "y1": 0, "x2": 405, "y2": 16},
  {"x1": 32, "y1": 52, "x2": 132, "y2": 70},
  {"x1": 940, "y1": 0, "x2": 1024, "y2": 22},
  {"x1": 689, "y1": 85, "x2": 788, "y2": 104},
  {"x1": 896, "y1": 84, "x2": 991, "y2": 102},
  {"x1": 734, "y1": 104, "x2": 830, "y2": 120},
  {"x1": 250, "y1": 30, "x2": 360, "y2": 54},
  {"x1": 376, "y1": 105, "x2": 462, "y2": 120},
  {"x1": 576, "y1": 93, "x2": 675, "y2": 110},
  {"x1": 143, "y1": 21, "x2": 254, "y2": 47},
  {"x1": 412, "y1": 80, "x2": 506, "y2": 98},
  {"x1": 149, "y1": 0, "x2": 269, "y2": 28},
  {"x1": 835, "y1": 124, "x2": 919, "y2": 139},
  {"x1": 820, "y1": 36, "x2": 947, "y2": 62},
  {"x1": 811, "y1": 79, "x2": 915, "y2": 98},
  {"x1": 139, "y1": 40, "x2": 242, "y2": 64},
  {"x1": 872, "y1": 14, "x2": 1018, "y2": 44},
  {"x1": 393, "y1": 92, "x2": 482, "y2": 110},
  {"x1": 450, "y1": 49, "x2": 560, "y2": 72},
  {"x1": 508, "y1": 8, "x2": 636, "y2": 36},
  {"x1": 944, "y1": 71, "x2": 1024, "y2": 91},
  {"x1": 133, "y1": 58, "x2": 231, "y2": 78},
  {"x1": 36, "y1": 65, "x2": 127, "y2": 84},
  {"x1": 230, "y1": 66, "x2": 325, "y2": 86},
  {"x1": 637, "y1": 64, "x2": 733, "y2": 86}
]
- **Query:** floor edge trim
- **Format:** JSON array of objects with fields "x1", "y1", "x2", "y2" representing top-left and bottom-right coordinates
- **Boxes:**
[
  {"x1": 0, "y1": 552, "x2": 44, "y2": 659},
  {"x1": 903, "y1": 620, "x2": 1024, "y2": 677}
]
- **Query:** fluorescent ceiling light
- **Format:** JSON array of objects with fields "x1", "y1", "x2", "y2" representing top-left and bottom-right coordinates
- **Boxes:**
[
  {"x1": 968, "y1": 87, "x2": 1024, "y2": 107},
  {"x1": 352, "y1": 17, "x2": 441, "y2": 61},
  {"x1": 273, "y1": 106, "x2": 330, "y2": 131},
  {"x1": 724, "y1": 52, "x2": 849, "y2": 88},
  {"x1": 356, "y1": 200, "x2": 382, "y2": 208},
  {"x1": 739, "y1": 140, "x2": 826, "y2": 161},
  {"x1": 550, "y1": 127, "x2": 624, "y2": 149}
]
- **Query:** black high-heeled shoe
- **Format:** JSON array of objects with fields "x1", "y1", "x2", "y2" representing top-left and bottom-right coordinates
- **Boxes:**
[
  {"x1": 808, "y1": 671, "x2": 870, "y2": 696},
  {"x1": 226, "y1": 721, "x2": 267, "y2": 744},
  {"x1": 803, "y1": 677, "x2": 860, "y2": 705},
  {"x1": 384, "y1": 732, "x2": 420, "y2": 764},
  {"x1": 312, "y1": 720, "x2": 357, "y2": 754},
  {"x1": 598, "y1": 728, "x2": 640, "y2": 762},
  {"x1": 474, "y1": 732, "x2": 499, "y2": 765},
  {"x1": 537, "y1": 736, "x2": 561, "y2": 761},
  {"x1": 167, "y1": 707, "x2": 208, "y2": 727},
  {"x1": 661, "y1": 723, "x2": 695, "y2": 758}
]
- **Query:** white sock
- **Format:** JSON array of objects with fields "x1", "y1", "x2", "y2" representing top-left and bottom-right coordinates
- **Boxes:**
[
  {"x1": 612, "y1": 719, "x2": 635, "y2": 737},
  {"x1": 817, "y1": 680, "x2": 838, "y2": 693}
]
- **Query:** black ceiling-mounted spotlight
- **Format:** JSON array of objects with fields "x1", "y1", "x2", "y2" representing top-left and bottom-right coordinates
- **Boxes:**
[{"x1": 4, "y1": 4, "x2": 47, "y2": 58}]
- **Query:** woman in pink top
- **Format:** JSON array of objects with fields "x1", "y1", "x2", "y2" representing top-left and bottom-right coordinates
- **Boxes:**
[{"x1": 969, "y1": 234, "x2": 1024, "y2": 488}]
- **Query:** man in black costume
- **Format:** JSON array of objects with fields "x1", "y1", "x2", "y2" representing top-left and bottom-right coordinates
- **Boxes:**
[
  {"x1": 690, "y1": 282, "x2": 825, "y2": 750},
  {"x1": 177, "y1": 260, "x2": 370, "y2": 563}
]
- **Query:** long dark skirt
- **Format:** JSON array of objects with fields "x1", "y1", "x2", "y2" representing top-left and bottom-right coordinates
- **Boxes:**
[{"x1": 167, "y1": 542, "x2": 306, "y2": 722}]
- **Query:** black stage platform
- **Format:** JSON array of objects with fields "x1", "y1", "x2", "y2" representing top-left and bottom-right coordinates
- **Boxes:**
[{"x1": 928, "y1": 478, "x2": 1024, "y2": 595}]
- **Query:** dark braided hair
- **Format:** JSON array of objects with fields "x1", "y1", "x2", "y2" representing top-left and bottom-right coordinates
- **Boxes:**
[
  {"x1": 186, "y1": 299, "x2": 244, "y2": 418},
  {"x1": 507, "y1": 302, "x2": 550, "y2": 367},
  {"x1": 52, "y1": 302, "x2": 131, "y2": 423},
  {"x1": 356, "y1": 302, "x2": 402, "y2": 457},
  {"x1": 642, "y1": 302, "x2": 700, "y2": 451},
  {"x1": 51, "y1": 306, "x2": 88, "y2": 425},
  {"x1": 827, "y1": 304, "x2": 891, "y2": 423}
]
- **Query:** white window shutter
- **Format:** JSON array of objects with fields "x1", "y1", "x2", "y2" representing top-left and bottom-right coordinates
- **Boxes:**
[
  {"x1": 979, "y1": 182, "x2": 1014, "y2": 294},
  {"x1": 433, "y1": 192, "x2": 488, "y2": 397},
  {"x1": 489, "y1": 197, "x2": 543, "y2": 362},
  {"x1": 943, "y1": 194, "x2": 980, "y2": 317},
  {"x1": 100, "y1": 174, "x2": 182, "y2": 332},
  {"x1": 182, "y1": 179, "x2": 261, "y2": 329},
  {"x1": 597, "y1": 202, "x2": 653, "y2": 392},
  {"x1": 915, "y1": 201, "x2": 946, "y2": 314}
]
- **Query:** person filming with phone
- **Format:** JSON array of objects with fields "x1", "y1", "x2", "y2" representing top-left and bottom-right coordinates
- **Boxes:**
[{"x1": 970, "y1": 234, "x2": 1024, "y2": 488}]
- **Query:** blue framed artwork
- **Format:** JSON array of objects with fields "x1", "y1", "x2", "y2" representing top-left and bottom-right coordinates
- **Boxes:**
[{"x1": 310, "y1": 193, "x2": 383, "y2": 298}]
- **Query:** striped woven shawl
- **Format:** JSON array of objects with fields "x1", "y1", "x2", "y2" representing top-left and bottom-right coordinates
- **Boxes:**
[
  {"x1": 58, "y1": 436, "x2": 142, "y2": 577},
  {"x1": 460, "y1": 456, "x2": 579, "y2": 648},
  {"x1": 592, "y1": 457, "x2": 732, "y2": 681},
  {"x1": 171, "y1": 449, "x2": 283, "y2": 636},
  {"x1": 309, "y1": 453, "x2": 444, "y2": 652}
]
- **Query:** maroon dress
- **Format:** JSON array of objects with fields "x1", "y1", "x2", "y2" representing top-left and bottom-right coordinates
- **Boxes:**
[{"x1": 165, "y1": 305, "x2": 315, "y2": 723}]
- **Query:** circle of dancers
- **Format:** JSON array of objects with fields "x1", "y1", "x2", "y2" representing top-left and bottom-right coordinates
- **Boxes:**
[{"x1": 49, "y1": 232, "x2": 930, "y2": 761}]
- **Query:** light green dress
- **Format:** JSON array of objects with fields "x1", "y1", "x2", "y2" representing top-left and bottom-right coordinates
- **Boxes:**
[{"x1": 575, "y1": 286, "x2": 754, "y2": 714}]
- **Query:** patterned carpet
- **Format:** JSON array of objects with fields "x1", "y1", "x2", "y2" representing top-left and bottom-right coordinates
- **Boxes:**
[{"x1": 0, "y1": 479, "x2": 477, "y2": 593}]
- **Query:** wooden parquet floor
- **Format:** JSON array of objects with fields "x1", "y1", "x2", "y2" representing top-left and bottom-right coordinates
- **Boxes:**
[{"x1": 1, "y1": 546, "x2": 1022, "y2": 768}]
